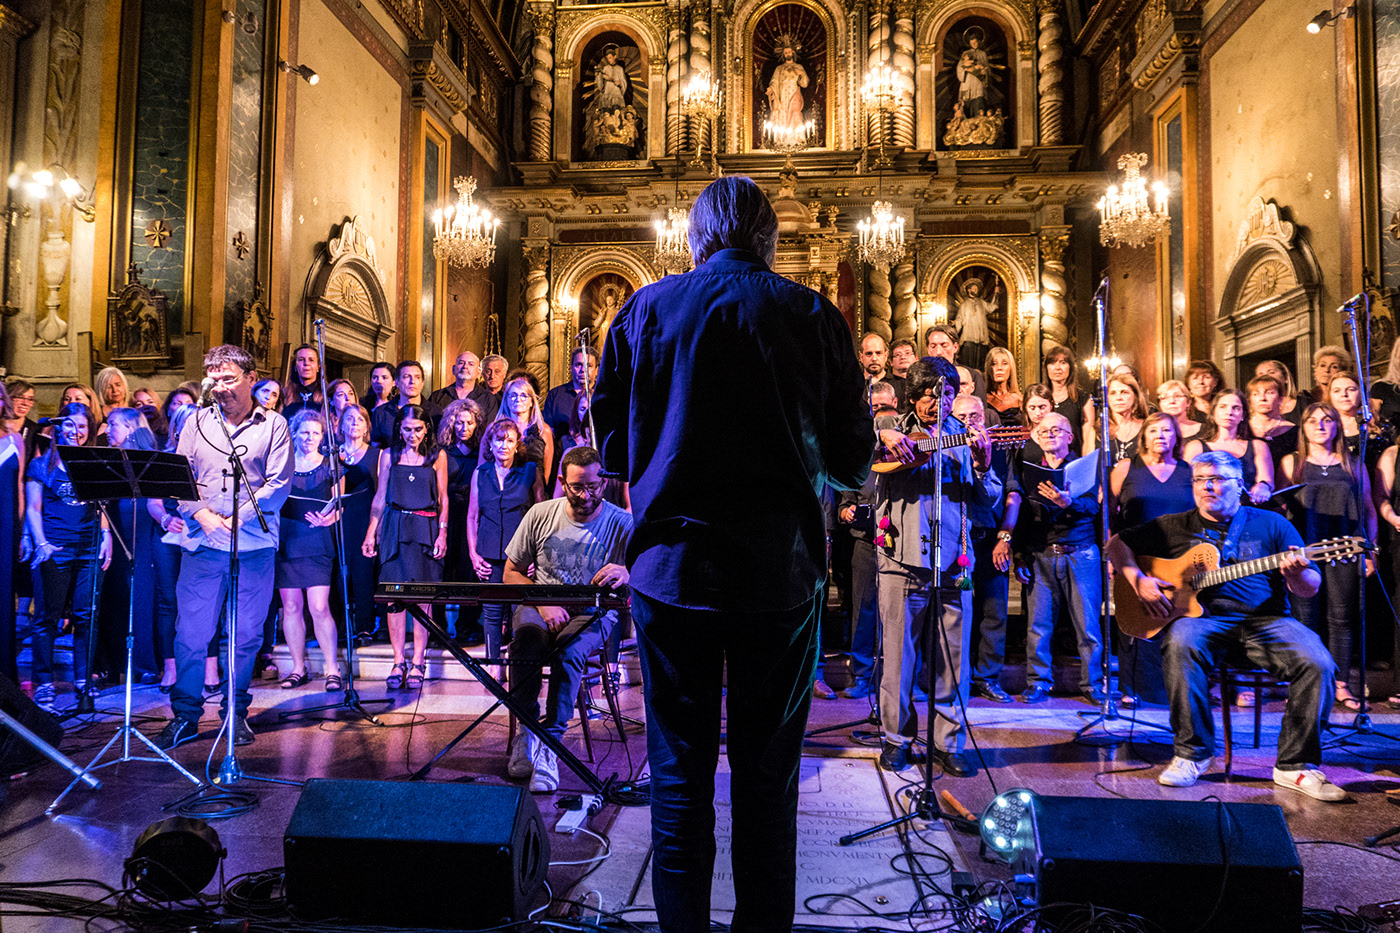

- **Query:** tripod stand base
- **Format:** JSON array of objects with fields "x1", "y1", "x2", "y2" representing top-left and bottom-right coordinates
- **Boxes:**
[
  {"x1": 47, "y1": 725, "x2": 202, "y2": 815},
  {"x1": 277, "y1": 684, "x2": 393, "y2": 725},
  {"x1": 838, "y1": 787, "x2": 976, "y2": 846}
]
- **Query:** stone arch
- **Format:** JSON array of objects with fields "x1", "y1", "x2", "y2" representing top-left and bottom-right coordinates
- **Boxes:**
[
  {"x1": 1215, "y1": 198, "x2": 1323, "y2": 387},
  {"x1": 729, "y1": 0, "x2": 849, "y2": 153},
  {"x1": 302, "y1": 216, "x2": 394, "y2": 364},
  {"x1": 919, "y1": 236, "x2": 1039, "y2": 384},
  {"x1": 549, "y1": 246, "x2": 659, "y2": 385},
  {"x1": 917, "y1": 1, "x2": 1036, "y2": 150},
  {"x1": 556, "y1": 12, "x2": 667, "y2": 164}
]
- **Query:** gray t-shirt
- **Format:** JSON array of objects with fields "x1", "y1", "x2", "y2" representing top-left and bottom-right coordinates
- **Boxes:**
[{"x1": 505, "y1": 498, "x2": 634, "y2": 620}]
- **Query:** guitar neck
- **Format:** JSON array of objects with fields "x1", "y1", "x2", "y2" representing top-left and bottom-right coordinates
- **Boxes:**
[
  {"x1": 914, "y1": 432, "x2": 972, "y2": 453},
  {"x1": 1192, "y1": 552, "x2": 1287, "y2": 589}
]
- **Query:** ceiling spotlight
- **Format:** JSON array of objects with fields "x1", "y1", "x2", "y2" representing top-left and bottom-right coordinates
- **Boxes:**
[
  {"x1": 1306, "y1": 6, "x2": 1354, "y2": 32},
  {"x1": 278, "y1": 60, "x2": 319, "y2": 85}
]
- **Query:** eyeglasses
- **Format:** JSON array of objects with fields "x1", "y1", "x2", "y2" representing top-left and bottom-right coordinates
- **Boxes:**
[
  {"x1": 563, "y1": 482, "x2": 603, "y2": 495},
  {"x1": 1192, "y1": 476, "x2": 1236, "y2": 488},
  {"x1": 1037, "y1": 427, "x2": 1073, "y2": 437}
]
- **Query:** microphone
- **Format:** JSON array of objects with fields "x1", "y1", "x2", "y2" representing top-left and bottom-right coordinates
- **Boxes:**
[
  {"x1": 1339, "y1": 292, "x2": 1367, "y2": 311},
  {"x1": 199, "y1": 376, "x2": 216, "y2": 408}
]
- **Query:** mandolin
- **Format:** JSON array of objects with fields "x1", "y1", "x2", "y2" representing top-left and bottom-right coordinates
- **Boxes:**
[
  {"x1": 871, "y1": 424, "x2": 1029, "y2": 474},
  {"x1": 1113, "y1": 536, "x2": 1367, "y2": 640}
]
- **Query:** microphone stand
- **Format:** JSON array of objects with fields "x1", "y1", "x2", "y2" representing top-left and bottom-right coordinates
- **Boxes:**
[
  {"x1": 839, "y1": 374, "x2": 976, "y2": 845},
  {"x1": 1076, "y1": 273, "x2": 1126, "y2": 742},
  {"x1": 1335, "y1": 293, "x2": 1377, "y2": 736},
  {"x1": 206, "y1": 395, "x2": 296, "y2": 789},
  {"x1": 276, "y1": 318, "x2": 390, "y2": 726}
]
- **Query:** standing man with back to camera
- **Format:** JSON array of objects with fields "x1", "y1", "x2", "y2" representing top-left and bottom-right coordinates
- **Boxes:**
[
  {"x1": 157, "y1": 345, "x2": 292, "y2": 750},
  {"x1": 592, "y1": 175, "x2": 872, "y2": 933}
]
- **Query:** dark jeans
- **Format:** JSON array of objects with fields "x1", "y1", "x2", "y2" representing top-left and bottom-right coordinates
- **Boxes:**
[
  {"x1": 848, "y1": 535, "x2": 879, "y2": 684},
  {"x1": 510, "y1": 606, "x2": 611, "y2": 738},
  {"x1": 31, "y1": 549, "x2": 103, "y2": 686},
  {"x1": 171, "y1": 547, "x2": 275, "y2": 724},
  {"x1": 152, "y1": 536, "x2": 181, "y2": 665},
  {"x1": 970, "y1": 533, "x2": 1008, "y2": 686},
  {"x1": 1026, "y1": 544, "x2": 1102, "y2": 692},
  {"x1": 632, "y1": 589, "x2": 819, "y2": 933},
  {"x1": 1298, "y1": 559, "x2": 1360, "y2": 683},
  {"x1": 480, "y1": 560, "x2": 508, "y2": 659},
  {"x1": 1161, "y1": 613, "x2": 1333, "y2": 767}
]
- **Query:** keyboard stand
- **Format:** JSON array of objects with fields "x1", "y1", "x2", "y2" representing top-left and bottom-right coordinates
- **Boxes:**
[{"x1": 401, "y1": 602, "x2": 608, "y2": 792}]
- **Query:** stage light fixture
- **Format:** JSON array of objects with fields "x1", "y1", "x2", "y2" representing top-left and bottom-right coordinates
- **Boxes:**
[
  {"x1": 125, "y1": 817, "x2": 225, "y2": 901},
  {"x1": 979, "y1": 788, "x2": 1036, "y2": 863},
  {"x1": 278, "y1": 60, "x2": 319, "y2": 85},
  {"x1": 1306, "y1": 6, "x2": 1353, "y2": 32}
]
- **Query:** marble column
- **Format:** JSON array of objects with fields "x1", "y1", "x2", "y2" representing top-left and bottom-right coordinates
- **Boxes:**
[
  {"x1": 667, "y1": 2, "x2": 690, "y2": 155},
  {"x1": 1039, "y1": 227, "x2": 1070, "y2": 356},
  {"x1": 527, "y1": 5, "x2": 555, "y2": 162},
  {"x1": 866, "y1": 264, "x2": 893, "y2": 342},
  {"x1": 867, "y1": 5, "x2": 890, "y2": 152},
  {"x1": 522, "y1": 244, "x2": 551, "y2": 383},
  {"x1": 688, "y1": 9, "x2": 711, "y2": 155},
  {"x1": 892, "y1": 257, "x2": 917, "y2": 341},
  {"x1": 891, "y1": 0, "x2": 915, "y2": 150},
  {"x1": 1037, "y1": 0, "x2": 1065, "y2": 146}
]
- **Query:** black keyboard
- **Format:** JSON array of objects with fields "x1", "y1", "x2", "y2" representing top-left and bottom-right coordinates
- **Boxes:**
[{"x1": 375, "y1": 581, "x2": 628, "y2": 609}]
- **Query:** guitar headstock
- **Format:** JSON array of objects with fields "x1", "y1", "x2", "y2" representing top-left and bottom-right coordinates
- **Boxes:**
[
  {"x1": 1303, "y1": 536, "x2": 1370, "y2": 565},
  {"x1": 987, "y1": 425, "x2": 1029, "y2": 450}
]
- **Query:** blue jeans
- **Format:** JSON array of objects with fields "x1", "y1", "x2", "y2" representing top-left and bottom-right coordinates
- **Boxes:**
[
  {"x1": 847, "y1": 536, "x2": 880, "y2": 684},
  {"x1": 151, "y1": 534, "x2": 181, "y2": 665},
  {"x1": 970, "y1": 533, "x2": 1009, "y2": 686},
  {"x1": 171, "y1": 547, "x2": 275, "y2": 724},
  {"x1": 1162, "y1": 614, "x2": 1333, "y2": 767},
  {"x1": 632, "y1": 589, "x2": 819, "y2": 933},
  {"x1": 1026, "y1": 544, "x2": 1102, "y2": 692},
  {"x1": 480, "y1": 560, "x2": 508, "y2": 659},
  {"x1": 509, "y1": 606, "x2": 611, "y2": 738},
  {"x1": 31, "y1": 548, "x2": 103, "y2": 686}
]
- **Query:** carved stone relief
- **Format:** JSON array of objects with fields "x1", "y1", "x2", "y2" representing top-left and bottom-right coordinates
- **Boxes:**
[{"x1": 303, "y1": 217, "x2": 394, "y2": 363}]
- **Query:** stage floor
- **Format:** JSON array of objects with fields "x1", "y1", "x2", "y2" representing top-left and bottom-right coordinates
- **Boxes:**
[{"x1": 3, "y1": 643, "x2": 1400, "y2": 931}]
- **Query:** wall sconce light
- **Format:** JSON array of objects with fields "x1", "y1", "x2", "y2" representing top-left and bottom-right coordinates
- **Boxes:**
[
  {"x1": 221, "y1": 9, "x2": 235, "y2": 24},
  {"x1": 1306, "y1": 5, "x2": 1354, "y2": 32},
  {"x1": 278, "y1": 60, "x2": 319, "y2": 85},
  {"x1": 9, "y1": 162, "x2": 95, "y2": 221}
]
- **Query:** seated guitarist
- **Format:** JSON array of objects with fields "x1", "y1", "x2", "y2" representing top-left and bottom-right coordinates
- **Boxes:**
[{"x1": 1105, "y1": 450, "x2": 1344, "y2": 800}]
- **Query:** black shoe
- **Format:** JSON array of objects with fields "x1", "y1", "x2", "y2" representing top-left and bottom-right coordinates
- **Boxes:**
[
  {"x1": 838, "y1": 679, "x2": 873, "y2": 700},
  {"x1": 973, "y1": 681, "x2": 1014, "y2": 703},
  {"x1": 154, "y1": 718, "x2": 198, "y2": 751},
  {"x1": 931, "y1": 748, "x2": 974, "y2": 778},
  {"x1": 1021, "y1": 684, "x2": 1051, "y2": 703},
  {"x1": 906, "y1": 744, "x2": 927, "y2": 765},
  {"x1": 232, "y1": 718, "x2": 255, "y2": 746},
  {"x1": 879, "y1": 742, "x2": 911, "y2": 772},
  {"x1": 1084, "y1": 687, "x2": 1108, "y2": 706}
]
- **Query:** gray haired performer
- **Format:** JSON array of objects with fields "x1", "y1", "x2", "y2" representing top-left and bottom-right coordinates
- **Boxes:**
[
  {"x1": 156, "y1": 345, "x2": 292, "y2": 750},
  {"x1": 593, "y1": 175, "x2": 872, "y2": 933}
]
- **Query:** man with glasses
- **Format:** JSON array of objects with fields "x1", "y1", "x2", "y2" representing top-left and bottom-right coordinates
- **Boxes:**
[
  {"x1": 1107, "y1": 450, "x2": 1343, "y2": 799},
  {"x1": 501, "y1": 444, "x2": 632, "y2": 793},
  {"x1": 156, "y1": 345, "x2": 292, "y2": 750},
  {"x1": 1008, "y1": 412, "x2": 1102, "y2": 705}
]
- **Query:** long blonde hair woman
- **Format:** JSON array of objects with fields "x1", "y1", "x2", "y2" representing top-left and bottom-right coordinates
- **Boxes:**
[
  {"x1": 499, "y1": 375, "x2": 555, "y2": 486},
  {"x1": 984, "y1": 346, "x2": 1022, "y2": 420}
]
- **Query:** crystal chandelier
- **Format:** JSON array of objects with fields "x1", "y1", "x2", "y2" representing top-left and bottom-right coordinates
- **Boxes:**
[
  {"x1": 1097, "y1": 153, "x2": 1170, "y2": 248},
  {"x1": 433, "y1": 176, "x2": 499, "y2": 268},
  {"x1": 857, "y1": 201, "x2": 905, "y2": 270},
  {"x1": 654, "y1": 207, "x2": 691, "y2": 273},
  {"x1": 862, "y1": 62, "x2": 899, "y2": 168},
  {"x1": 683, "y1": 72, "x2": 721, "y2": 169}
]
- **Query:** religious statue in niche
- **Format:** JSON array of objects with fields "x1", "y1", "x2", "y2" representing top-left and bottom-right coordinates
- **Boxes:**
[
  {"x1": 945, "y1": 267, "x2": 1005, "y2": 369},
  {"x1": 580, "y1": 36, "x2": 646, "y2": 161},
  {"x1": 581, "y1": 273, "x2": 633, "y2": 353},
  {"x1": 936, "y1": 18, "x2": 1010, "y2": 149},
  {"x1": 751, "y1": 3, "x2": 827, "y2": 148},
  {"x1": 107, "y1": 268, "x2": 171, "y2": 368}
]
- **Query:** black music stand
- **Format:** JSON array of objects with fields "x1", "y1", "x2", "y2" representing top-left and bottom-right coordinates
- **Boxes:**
[
  {"x1": 380, "y1": 584, "x2": 642, "y2": 802},
  {"x1": 47, "y1": 447, "x2": 205, "y2": 814}
]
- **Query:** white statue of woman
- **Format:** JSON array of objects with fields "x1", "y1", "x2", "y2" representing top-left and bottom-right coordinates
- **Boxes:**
[{"x1": 765, "y1": 46, "x2": 809, "y2": 132}]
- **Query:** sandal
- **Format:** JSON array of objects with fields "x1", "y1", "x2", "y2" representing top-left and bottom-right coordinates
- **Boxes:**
[
  {"x1": 204, "y1": 681, "x2": 223, "y2": 695},
  {"x1": 279, "y1": 670, "x2": 310, "y2": 690},
  {"x1": 386, "y1": 662, "x2": 408, "y2": 690},
  {"x1": 1335, "y1": 685, "x2": 1361, "y2": 712},
  {"x1": 324, "y1": 672, "x2": 344, "y2": 692},
  {"x1": 405, "y1": 663, "x2": 426, "y2": 689}
]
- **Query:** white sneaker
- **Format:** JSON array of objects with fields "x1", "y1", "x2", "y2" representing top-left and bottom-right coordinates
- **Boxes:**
[
  {"x1": 1273, "y1": 766, "x2": 1347, "y2": 801},
  {"x1": 1158, "y1": 755, "x2": 1214, "y2": 787},
  {"x1": 507, "y1": 732, "x2": 536, "y2": 780},
  {"x1": 529, "y1": 743, "x2": 559, "y2": 793}
]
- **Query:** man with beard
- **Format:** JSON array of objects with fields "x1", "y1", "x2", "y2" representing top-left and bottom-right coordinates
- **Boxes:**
[
  {"x1": 502, "y1": 445, "x2": 633, "y2": 793},
  {"x1": 860, "y1": 332, "x2": 905, "y2": 408}
]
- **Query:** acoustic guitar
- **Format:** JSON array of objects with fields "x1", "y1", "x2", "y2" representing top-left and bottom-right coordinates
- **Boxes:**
[
  {"x1": 1113, "y1": 536, "x2": 1367, "y2": 640},
  {"x1": 871, "y1": 424, "x2": 1029, "y2": 474}
]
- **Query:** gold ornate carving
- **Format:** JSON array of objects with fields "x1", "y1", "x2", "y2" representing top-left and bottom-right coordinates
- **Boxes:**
[
  {"x1": 1098, "y1": 49, "x2": 1120, "y2": 110},
  {"x1": 916, "y1": 0, "x2": 1036, "y2": 40},
  {"x1": 107, "y1": 264, "x2": 170, "y2": 367},
  {"x1": 232, "y1": 230, "x2": 250, "y2": 260},
  {"x1": 1132, "y1": 32, "x2": 1196, "y2": 89},
  {"x1": 143, "y1": 218, "x2": 171, "y2": 249},
  {"x1": 0, "y1": 5, "x2": 38, "y2": 40},
  {"x1": 1037, "y1": 229, "x2": 1070, "y2": 262},
  {"x1": 324, "y1": 270, "x2": 373, "y2": 318},
  {"x1": 1231, "y1": 197, "x2": 1296, "y2": 263},
  {"x1": 916, "y1": 42, "x2": 937, "y2": 64},
  {"x1": 1237, "y1": 258, "x2": 1298, "y2": 309},
  {"x1": 381, "y1": 0, "x2": 426, "y2": 40},
  {"x1": 1018, "y1": 39, "x2": 1035, "y2": 60},
  {"x1": 328, "y1": 215, "x2": 387, "y2": 284},
  {"x1": 1134, "y1": 0, "x2": 1167, "y2": 48},
  {"x1": 241, "y1": 281, "x2": 272, "y2": 370},
  {"x1": 556, "y1": 5, "x2": 669, "y2": 58},
  {"x1": 409, "y1": 57, "x2": 471, "y2": 114}
]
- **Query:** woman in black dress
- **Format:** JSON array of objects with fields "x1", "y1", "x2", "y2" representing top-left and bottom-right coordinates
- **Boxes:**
[
  {"x1": 1327, "y1": 371, "x2": 1390, "y2": 467},
  {"x1": 326, "y1": 379, "x2": 358, "y2": 442},
  {"x1": 1247, "y1": 374, "x2": 1298, "y2": 477},
  {"x1": 23, "y1": 403, "x2": 109, "y2": 711},
  {"x1": 1281, "y1": 403, "x2": 1378, "y2": 712},
  {"x1": 98, "y1": 409, "x2": 159, "y2": 684},
  {"x1": 1043, "y1": 345, "x2": 1095, "y2": 455},
  {"x1": 0, "y1": 383, "x2": 24, "y2": 682},
  {"x1": 438, "y1": 398, "x2": 484, "y2": 642},
  {"x1": 1156, "y1": 379, "x2": 1203, "y2": 443},
  {"x1": 467, "y1": 419, "x2": 544, "y2": 667},
  {"x1": 281, "y1": 344, "x2": 324, "y2": 421},
  {"x1": 1183, "y1": 388, "x2": 1273, "y2": 505},
  {"x1": 364, "y1": 405, "x2": 448, "y2": 690},
  {"x1": 337, "y1": 404, "x2": 380, "y2": 641},
  {"x1": 253, "y1": 378, "x2": 283, "y2": 414},
  {"x1": 1186, "y1": 359, "x2": 1226, "y2": 422},
  {"x1": 361, "y1": 362, "x2": 396, "y2": 413},
  {"x1": 498, "y1": 375, "x2": 555, "y2": 486},
  {"x1": 1104, "y1": 373, "x2": 1147, "y2": 464},
  {"x1": 1374, "y1": 439, "x2": 1400, "y2": 705},
  {"x1": 1255, "y1": 359, "x2": 1302, "y2": 423},
  {"x1": 984, "y1": 346, "x2": 1023, "y2": 424},
  {"x1": 275, "y1": 410, "x2": 343, "y2": 690}
]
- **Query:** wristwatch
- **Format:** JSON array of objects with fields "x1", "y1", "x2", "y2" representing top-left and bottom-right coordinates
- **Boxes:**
[{"x1": 996, "y1": 531, "x2": 1012, "y2": 543}]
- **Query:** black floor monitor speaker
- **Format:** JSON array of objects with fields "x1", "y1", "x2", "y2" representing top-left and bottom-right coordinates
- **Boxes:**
[
  {"x1": 0, "y1": 674, "x2": 63, "y2": 777},
  {"x1": 1015, "y1": 796, "x2": 1303, "y2": 933},
  {"x1": 285, "y1": 779, "x2": 550, "y2": 927}
]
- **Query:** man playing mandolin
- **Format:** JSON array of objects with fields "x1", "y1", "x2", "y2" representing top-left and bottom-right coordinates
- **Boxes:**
[{"x1": 1106, "y1": 450, "x2": 1345, "y2": 800}]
